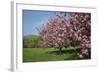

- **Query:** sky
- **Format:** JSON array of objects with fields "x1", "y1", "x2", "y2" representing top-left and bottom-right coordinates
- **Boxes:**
[{"x1": 23, "y1": 10, "x2": 56, "y2": 36}]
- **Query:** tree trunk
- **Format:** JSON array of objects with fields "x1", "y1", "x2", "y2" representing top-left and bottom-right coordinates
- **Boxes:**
[{"x1": 59, "y1": 48, "x2": 62, "y2": 55}]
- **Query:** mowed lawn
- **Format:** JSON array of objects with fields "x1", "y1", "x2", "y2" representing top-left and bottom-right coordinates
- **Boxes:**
[{"x1": 23, "y1": 47, "x2": 81, "y2": 62}]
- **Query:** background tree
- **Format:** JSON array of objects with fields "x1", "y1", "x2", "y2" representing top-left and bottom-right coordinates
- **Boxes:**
[{"x1": 23, "y1": 35, "x2": 42, "y2": 48}]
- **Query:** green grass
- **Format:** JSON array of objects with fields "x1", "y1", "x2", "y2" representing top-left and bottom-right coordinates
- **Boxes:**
[{"x1": 23, "y1": 46, "x2": 83, "y2": 62}]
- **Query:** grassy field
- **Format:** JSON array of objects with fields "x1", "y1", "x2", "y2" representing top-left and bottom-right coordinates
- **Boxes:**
[{"x1": 23, "y1": 46, "x2": 84, "y2": 62}]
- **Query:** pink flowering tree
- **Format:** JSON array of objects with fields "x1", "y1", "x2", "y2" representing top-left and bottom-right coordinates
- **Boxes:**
[
  {"x1": 70, "y1": 13, "x2": 91, "y2": 57},
  {"x1": 38, "y1": 12, "x2": 91, "y2": 57},
  {"x1": 39, "y1": 13, "x2": 71, "y2": 54}
]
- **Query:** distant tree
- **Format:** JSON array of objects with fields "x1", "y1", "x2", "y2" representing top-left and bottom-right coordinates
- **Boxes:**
[
  {"x1": 23, "y1": 35, "x2": 42, "y2": 48},
  {"x1": 23, "y1": 38, "x2": 32, "y2": 48},
  {"x1": 31, "y1": 35, "x2": 42, "y2": 48}
]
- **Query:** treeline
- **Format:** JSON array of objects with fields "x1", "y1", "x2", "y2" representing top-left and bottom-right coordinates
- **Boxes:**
[{"x1": 23, "y1": 35, "x2": 42, "y2": 48}]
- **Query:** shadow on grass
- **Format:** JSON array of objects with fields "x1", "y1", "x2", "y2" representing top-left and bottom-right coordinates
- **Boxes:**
[
  {"x1": 47, "y1": 48, "x2": 81, "y2": 55},
  {"x1": 46, "y1": 48, "x2": 82, "y2": 60}
]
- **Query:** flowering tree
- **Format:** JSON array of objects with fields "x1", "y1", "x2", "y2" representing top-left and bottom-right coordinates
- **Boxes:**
[
  {"x1": 70, "y1": 13, "x2": 91, "y2": 57},
  {"x1": 39, "y1": 16, "x2": 71, "y2": 54},
  {"x1": 39, "y1": 12, "x2": 91, "y2": 57}
]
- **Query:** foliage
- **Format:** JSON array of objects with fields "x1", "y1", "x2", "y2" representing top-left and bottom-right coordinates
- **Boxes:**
[{"x1": 23, "y1": 35, "x2": 41, "y2": 48}]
